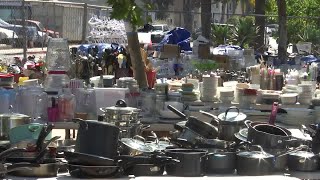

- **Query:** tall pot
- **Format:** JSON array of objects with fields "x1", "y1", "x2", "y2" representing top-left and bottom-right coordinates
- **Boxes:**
[
  {"x1": 165, "y1": 149, "x2": 208, "y2": 177},
  {"x1": 73, "y1": 118, "x2": 120, "y2": 158}
]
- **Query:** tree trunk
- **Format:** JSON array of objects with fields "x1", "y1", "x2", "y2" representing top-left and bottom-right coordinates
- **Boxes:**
[
  {"x1": 277, "y1": 0, "x2": 287, "y2": 64},
  {"x1": 201, "y1": 0, "x2": 212, "y2": 40},
  {"x1": 183, "y1": 0, "x2": 193, "y2": 32},
  {"x1": 220, "y1": 1, "x2": 226, "y2": 23},
  {"x1": 127, "y1": 32, "x2": 148, "y2": 89},
  {"x1": 254, "y1": 0, "x2": 266, "y2": 53}
]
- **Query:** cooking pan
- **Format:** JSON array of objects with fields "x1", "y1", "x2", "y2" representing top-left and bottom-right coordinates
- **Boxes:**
[
  {"x1": 68, "y1": 164, "x2": 121, "y2": 178},
  {"x1": 245, "y1": 120, "x2": 302, "y2": 150},
  {"x1": 167, "y1": 105, "x2": 218, "y2": 139},
  {"x1": 64, "y1": 151, "x2": 116, "y2": 166}
]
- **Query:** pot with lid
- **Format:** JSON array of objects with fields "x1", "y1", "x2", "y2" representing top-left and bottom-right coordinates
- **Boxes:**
[
  {"x1": 200, "y1": 106, "x2": 247, "y2": 141},
  {"x1": 100, "y1": 99, "x2": 141, "y2": 123},
  {"x1": 0, "y1": 112, "x2": 31, "y2": 140}
]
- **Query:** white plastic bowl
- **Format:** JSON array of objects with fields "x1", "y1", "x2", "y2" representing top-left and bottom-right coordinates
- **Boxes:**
[{"x1": 280, "y1": 93, "x2": 298, "y2": 105}]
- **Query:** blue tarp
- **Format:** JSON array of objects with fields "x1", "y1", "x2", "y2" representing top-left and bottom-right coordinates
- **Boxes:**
[
  {"x1": 157, "y1": 27, "x2": 192, "y2": 52},
  {"x1": 301, "y1": 55, "x2": 320, "y2": 63}
]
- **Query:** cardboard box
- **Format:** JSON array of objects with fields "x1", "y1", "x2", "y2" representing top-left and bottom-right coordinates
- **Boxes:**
[
  {"x1": 198, "y1": 44, "x2": 210, "y2": 59},
  {"x1": 154, "y1": 44, "x2": 180, "y2": 59},
  {"x1": 210, "y1": 55, "x2": 230, "y2": 70}
]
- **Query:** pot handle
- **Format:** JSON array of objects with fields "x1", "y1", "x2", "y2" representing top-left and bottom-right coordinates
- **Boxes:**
[
  {"x1": 199, "y1": 110, "x2": 220, "y2": 126},
  {"x1": 99, "y1": 107, "x2": 106, "y2": 113},
  {"x1": 0, "y1": 148, "x2": 26, "y2": 161},
  {"x1": 225, "y1": 106, "x2": 240, "y2": 118},
  {"x1": 249, "y1": 145, "x2": 267, "y2": 154},
  {"x1": 133, "y1": 135, "x2": 146, "y2": 143},
  {"x1": 115, "y1": 99, "x2": 127, "y2": 107},
  {"x1": 167, "y1": 105, "x2": 186, "y2": 119},
  {"x1": 72, "y1": 118, "x2": 88, "y2": 130},
  {"x1": 244, "y1": 120, "x2": 252, "y2": 128}
]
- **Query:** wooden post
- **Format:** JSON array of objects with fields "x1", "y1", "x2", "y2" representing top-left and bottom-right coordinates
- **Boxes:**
[
  {"x1": 82, "y1": 3, "x2": 88, "y2": 44},
  {"x1": 277, "y1": 0, "x2": 287, "y2": 64},
  {"x1": 127, "y1": 32, "x2": 148, "y2": 89},
  {"x1": 21, "y1": 0, "x2": 27, "y2": 60}
]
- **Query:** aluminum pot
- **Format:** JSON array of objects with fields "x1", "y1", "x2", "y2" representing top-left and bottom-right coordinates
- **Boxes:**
[
  {"x1": 200, "y1": 106, "x2": 247, "y2": 141},
  {"x1": 119, "y1": 124, "x2": 150, "y2": 138},
  {"x1": 245, "y1": 120, "x2": 292, "y2": 150},
  {"x1": 205, "y1": 149, "x2": 236, "y2": 174},
  {"x1": 236, "y1": 145, "x2": 275, "y2": 176},
  {"x1": 100, "y1": 99, "x2": 140, "y2": 122},
  {"x1": 0, "y1": 113, "x2": 31, "y2": 140},
  {"x1": 165, "y1": 149, "x2": 208, "y2": 177},
  {"x1": 288, "y1": 150, "x2": 319, "y2": 172},
  {"x1": 120, "y1": 136, "x2": 154, "y2": 156}
]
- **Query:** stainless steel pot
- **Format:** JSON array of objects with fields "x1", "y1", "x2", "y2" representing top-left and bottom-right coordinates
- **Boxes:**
[
  {"x1": 200, "y1": 106, "x2": 247, "y2": 141},
  {"x1": 120, "y1": 136, "x2": 154, "y2": 156},
  {"x1": 288, "y1": 150, "x2": 319, "y2": 172},
  {"x1": 119, "y1": 124, "x2": 150, "y2": 138},
  {"x1": 205, "y1": 149, "x2": 236, "y2": 174},
  {"x1": 100, "y1": 100, "x2": 140, "y2": 122},
  {"x1": 0, "y1": 113, "x2": 31, "y2": 139}
]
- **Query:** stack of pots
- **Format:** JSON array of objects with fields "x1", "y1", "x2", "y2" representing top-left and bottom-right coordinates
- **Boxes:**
[{"x1": 99, "y1": 100, "x2": 144, "y2": 138}]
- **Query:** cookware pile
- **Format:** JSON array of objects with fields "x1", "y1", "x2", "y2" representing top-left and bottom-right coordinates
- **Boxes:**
[
  {"x1": 2, "y1": 104, "x2": 320, "y2": 178},
  {"x1": 100, "y1": 100, "x2": 149, "y2": 138}
]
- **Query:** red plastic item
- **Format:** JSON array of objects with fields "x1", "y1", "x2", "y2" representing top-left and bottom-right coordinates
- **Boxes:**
[{"x1": 146, "y1": 70, "x2": 156, "y2": 89}]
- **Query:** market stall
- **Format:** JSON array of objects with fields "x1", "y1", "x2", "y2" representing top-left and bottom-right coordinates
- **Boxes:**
[{"x1": 0, "y1": 34, "x2": 320, "y2": 179}]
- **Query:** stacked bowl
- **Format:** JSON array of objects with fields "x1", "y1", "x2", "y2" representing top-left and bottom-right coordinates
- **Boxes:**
[
  {"x1": 298, "y1": 84, "x2": 313, "y2": 105},
  {"x1": 201, "y1": 75, "x2": 218, "y2": 102}
]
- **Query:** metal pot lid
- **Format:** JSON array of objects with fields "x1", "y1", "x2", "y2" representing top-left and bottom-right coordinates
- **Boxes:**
[
  {"x1": 218, "y1": 106, "x2": 247, "y2": 124},
  {"x1": 101, "y1": 106, "x2": 140, "y2": 113},
  {"x1": 0, "y1": 113, "x2": 30, "y2": 119},
  {"x1": 121, "y1": 138, "x2": 154, "y2": 153},
  {"x1": 238, "y1": 128, "x2": 248, "y2": 138},
  {"x1": 289, "y1": 151, "x2": 316, "y2": 158},
  {"x1": 237, "y1": 150, "x2": 274, "y2": 159}
]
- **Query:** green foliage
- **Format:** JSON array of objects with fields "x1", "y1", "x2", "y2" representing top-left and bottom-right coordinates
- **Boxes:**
[
  {"x1": 106, "y1": 0, "x2": 152, "y2": 31},
  {"x1": 266, "y1": 0, "x2": 320, "y2": 45},
  {"x1": 211, "y1": 24, "x2": 231, "y2": 46},
  {"x1": 192, "y1": 60, "x2": 217, "y2": 72},
  {"x1": 229, "y1": 16, "x2": 259, "y2": 48}
]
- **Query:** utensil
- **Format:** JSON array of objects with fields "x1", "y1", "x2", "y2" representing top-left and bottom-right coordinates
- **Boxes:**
[
  {"x1": 63, "y1": 151, "x2": 117, "y2": 166},
  {"x1": 165, "y1": 149, "x2": 208, "y2": 177},
  {"x1": 167, "y1": 105, "x2": 218, "y2": 139},
  {"x1": 73, "y1": 118, "x2": 120, "y2": 158},
  {"x1": 269, "y1": 102, "x2": 279, "y2": 125},
  {"x1": 68, "y1": 164, "x2": 121, "y2": 178},
  {"x1": 200, "y1": 106, "x2": 247, "y2": 141}
]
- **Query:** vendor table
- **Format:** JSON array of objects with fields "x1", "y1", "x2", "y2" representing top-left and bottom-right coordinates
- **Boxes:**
[
  {"x1": 53, "y1": 103, "x2": 312, "y2": 139},
  {"x1": 6, "y1": 171, "x2": 320, "y2": 179}
]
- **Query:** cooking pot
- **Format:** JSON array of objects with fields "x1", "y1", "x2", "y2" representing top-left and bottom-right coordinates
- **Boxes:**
[
  {"x1": 73, "y1": 118, "x2": 120, "y2": 158},
  {"x1": 245, "y1": 120, "x2": 294, "y2": 150},
  {"x1": 100, "y1": 99, "x2": 140, "y2": 122},
  {"x1": 288, "y1": 148, "x2": 319, "y2": 172},
  {"x1": 119, "y1": 123, "x2": 150, "y2": 138},
  {"x1": 0, "y1": 113, "x2": 31, "y2": 140},
  {"x1": 236, "y1": 145, "x2": 275, "y2": 176},
  {"x1": 205, "y1": 149, "x2": 236, "y2": 174},
  {"x1": 200, "y1": 106, "x2": 247, "y2": 141},
  {"x1": 120, "y1": 136, "x2": 154, "y2": 156},
  {"x1": 165, "y1": 149, "x2": 208, "y2": 177},
  {"x1": 68, "y1": 164, "x2": 121, "y2": 178}
]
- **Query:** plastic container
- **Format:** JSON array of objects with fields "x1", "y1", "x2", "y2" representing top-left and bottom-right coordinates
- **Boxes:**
[
  {"x1": 58, "y1": 88, "x2": 75, "y2": 121},
  {"x1": 43, "y1": 72, "x2": 71, "y2": 92},
  {"x1": 45, "y1": 38, "x2": 71, "y2": 71}
]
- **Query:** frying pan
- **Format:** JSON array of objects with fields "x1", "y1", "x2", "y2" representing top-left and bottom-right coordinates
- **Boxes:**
[
  {"x1": 167, "y1": 105, "x2": 218, "y2": 139},
  {"x1": 63, "y1": 151, "x2": 116, "y2": 166},
  {"x1": 68, "y1": 164, "x2": 121, "y2": 178}
]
